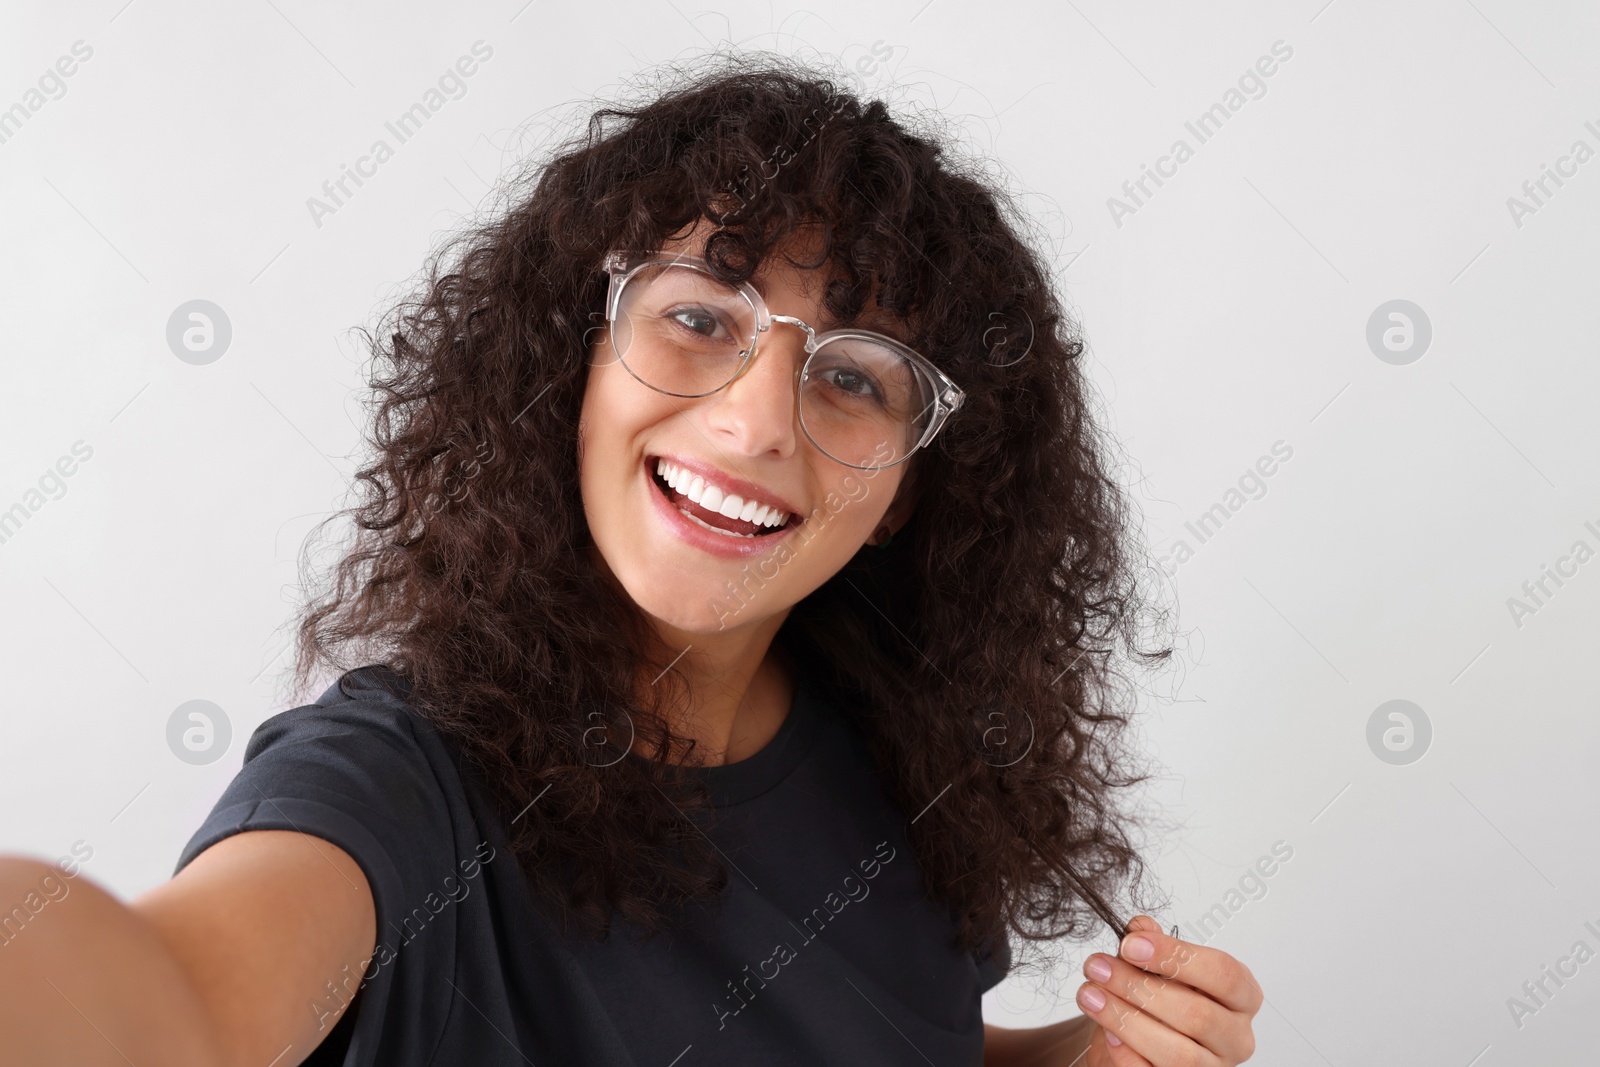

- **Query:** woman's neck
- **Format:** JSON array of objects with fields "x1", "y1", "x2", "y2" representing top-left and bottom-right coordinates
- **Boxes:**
[{"x1": 637, "y1": 625, "x2": 798, "y2": 767}]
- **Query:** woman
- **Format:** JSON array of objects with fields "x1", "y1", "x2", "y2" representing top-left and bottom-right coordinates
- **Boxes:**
[{"x1": 0, "y1": 54, "x2": 1261, "y2": 1066}]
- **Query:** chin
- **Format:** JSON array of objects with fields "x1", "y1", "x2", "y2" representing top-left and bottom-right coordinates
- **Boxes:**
[{"x1": 631, "y1": 579, "x2": 785, "y2": 636}]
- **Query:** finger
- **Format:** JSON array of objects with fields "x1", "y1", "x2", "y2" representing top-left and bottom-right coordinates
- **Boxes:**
[
  {"x1": 1118, "y1": 915, "x2": 1263, "y2": 1014},
  {"x1": 1132, "y1": 914, "x2": 1267, "y2": 1016},
  {"x1": 1078, "y1": 981, "x2": 1212, "y2": 1067},
  {"x1": 1098, "y1": 1025, "x2": 1152, "y2": 1067},
  {"x1": 1086, "y1": 951, "x2": 1246, "y2": 1062}
]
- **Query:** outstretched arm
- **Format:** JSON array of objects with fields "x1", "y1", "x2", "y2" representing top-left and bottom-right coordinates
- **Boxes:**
[
  {"x1": 0, "y1": 829, "x2": 376, "y2": 1067},
  {"x1": 0, "y1": 855, "x2": 226, "y2": 1067}
]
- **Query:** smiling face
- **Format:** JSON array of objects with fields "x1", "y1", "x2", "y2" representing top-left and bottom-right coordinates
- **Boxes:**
[{"x1": 578, "y1": 218, "x2": 918, "y2": 640}]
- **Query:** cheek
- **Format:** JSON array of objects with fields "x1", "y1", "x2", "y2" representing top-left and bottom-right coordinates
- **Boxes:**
[
  {"x1": 816, "y1": 471, "x2": 899, "y2": 540},
  {"x1": 577, "y1": 366, "x2": 629, "y2": 510},
  {"x1": 579, "y1": 360, "x2": 636, "y2": 455}
]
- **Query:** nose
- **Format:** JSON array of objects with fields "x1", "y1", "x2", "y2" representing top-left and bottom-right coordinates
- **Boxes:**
[{"x1": 703, "y1": 318, "x2": 809, "y2": 456}]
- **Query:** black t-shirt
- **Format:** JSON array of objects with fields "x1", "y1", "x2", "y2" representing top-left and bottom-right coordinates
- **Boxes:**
[{"x1": 175, "y1": 664, "x2": 1011, "y2": 1066}]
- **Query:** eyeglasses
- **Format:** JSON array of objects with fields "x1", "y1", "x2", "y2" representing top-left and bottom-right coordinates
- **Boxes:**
[{"x1": 600, "y1": 250, "x2": 965, "y2": 470}]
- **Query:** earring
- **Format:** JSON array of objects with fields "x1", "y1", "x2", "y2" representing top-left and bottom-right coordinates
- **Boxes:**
[{"x1": 871, "y1": 525, "x2": 894, "y2": 548}]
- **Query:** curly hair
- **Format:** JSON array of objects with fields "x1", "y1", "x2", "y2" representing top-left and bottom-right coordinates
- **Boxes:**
[{"x1": 287, "y1": 48, "x2": 1177, "y2": 967}]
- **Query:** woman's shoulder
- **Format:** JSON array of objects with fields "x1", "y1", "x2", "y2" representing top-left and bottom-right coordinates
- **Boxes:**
[
  {"x1": 176, "y1": 664, "x2": 469, "y2": 876},
  {"x1": 244, "y1": 664, "x2": 444, "y2": 762},
  {"x1": 173, "y1": 664, "x2": 493, "y2": 1065}
]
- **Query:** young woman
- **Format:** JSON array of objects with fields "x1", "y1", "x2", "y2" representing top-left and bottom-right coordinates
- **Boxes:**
[{"x1": 0, "y1": 55, "x2": 1261, "y2": 1066}]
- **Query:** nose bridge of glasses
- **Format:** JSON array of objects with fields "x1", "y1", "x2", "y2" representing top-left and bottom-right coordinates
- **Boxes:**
[
  {"x1": 766, "y1": 313, "x2": 818, "y2": 349},
  {"x1": 726, "y1": 314, "x2": 806, "y2": 400},
  {"x1": 734, "y1": 312, "x2": 813, "y2": 384}
]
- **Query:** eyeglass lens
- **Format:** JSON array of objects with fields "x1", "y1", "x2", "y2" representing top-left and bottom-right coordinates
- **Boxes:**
[{"x1": 611, "y1": 262, "x2": 938, "y2": 468}]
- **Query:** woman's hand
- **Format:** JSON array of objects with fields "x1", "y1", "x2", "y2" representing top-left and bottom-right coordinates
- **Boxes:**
[{"x1": 1075, "y1": 916, "x2": 1261, "y2": 1065}]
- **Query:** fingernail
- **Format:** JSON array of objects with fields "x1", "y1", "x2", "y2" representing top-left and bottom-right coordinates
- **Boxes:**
[
  {"x1": 1121, "y1": 935, "x2": 1154, "y2": 962},
  {"x1": 1086, "y1": 956, "x2": 1113, "y2": 983},
  {"x1": 1106, "y1": 1032, "x2": 1123, "y2": 1047},
  {"x1": 1079, "y1": 984, "x2": 1106, "y2": 1012}
]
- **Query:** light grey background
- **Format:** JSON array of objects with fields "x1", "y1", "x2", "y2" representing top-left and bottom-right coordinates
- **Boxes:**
[{"x1": 3, "y1": 1, "x2": 1597, "y2": 1063}]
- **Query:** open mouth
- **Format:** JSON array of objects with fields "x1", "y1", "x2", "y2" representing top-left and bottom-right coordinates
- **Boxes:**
[{"x1": 647, "y1": 457, "x2": 796, "y2": 539}]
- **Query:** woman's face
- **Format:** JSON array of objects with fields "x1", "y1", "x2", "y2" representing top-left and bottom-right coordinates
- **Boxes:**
[{"x1": 578, "y1": 218, "x2": 917, "y2": 639}]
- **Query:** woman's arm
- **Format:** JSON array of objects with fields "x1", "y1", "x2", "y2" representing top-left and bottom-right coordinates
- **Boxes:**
[
  {"x1": 0, "y1": 855, "x2": 226, "y2": 1067},
  {"x1": 984, "y1": 1015, "x2": 1097, "y2": 1066},
  {"x1": 0, "y1": 829, "x2": 376, "y2": 1067}
]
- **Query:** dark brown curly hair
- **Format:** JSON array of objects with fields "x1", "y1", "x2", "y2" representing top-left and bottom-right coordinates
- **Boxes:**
[{"x1": 287, "y1": 48, "x2": 1177, "y2": 969}]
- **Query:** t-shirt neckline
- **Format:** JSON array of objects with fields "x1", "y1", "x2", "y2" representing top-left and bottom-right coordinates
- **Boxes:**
[{"x1": 685, "y1": 669, "x2": 821, "y2": 807}]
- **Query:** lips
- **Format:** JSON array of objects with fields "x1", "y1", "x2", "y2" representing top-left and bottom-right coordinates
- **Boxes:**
[{"x1": 649, "y1": 462, "x2": 788, "y2": 537}]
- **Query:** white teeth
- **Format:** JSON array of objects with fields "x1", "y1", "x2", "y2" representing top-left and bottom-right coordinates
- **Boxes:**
[{"x1": 652, "y1": 458, "x2": 790, "y2": 529}]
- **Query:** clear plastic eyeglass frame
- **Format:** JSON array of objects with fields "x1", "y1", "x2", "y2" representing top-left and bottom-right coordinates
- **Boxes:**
[{"x1": 600, "y1": 250, "x2": 965, "y2": 471}]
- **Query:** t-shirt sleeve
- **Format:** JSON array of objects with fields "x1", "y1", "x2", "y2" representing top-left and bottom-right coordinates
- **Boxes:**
[{"x1": 173, "y1": 685, "x2": 462, "y2": 1043}]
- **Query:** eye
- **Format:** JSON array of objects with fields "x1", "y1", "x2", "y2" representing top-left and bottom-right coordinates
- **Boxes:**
[
  {"x1": 665, "y1": 304, "x2": 733, "y2": 343},
  {"x1": 817, "y1": 366, "x2": 884, "y2": 404}
]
